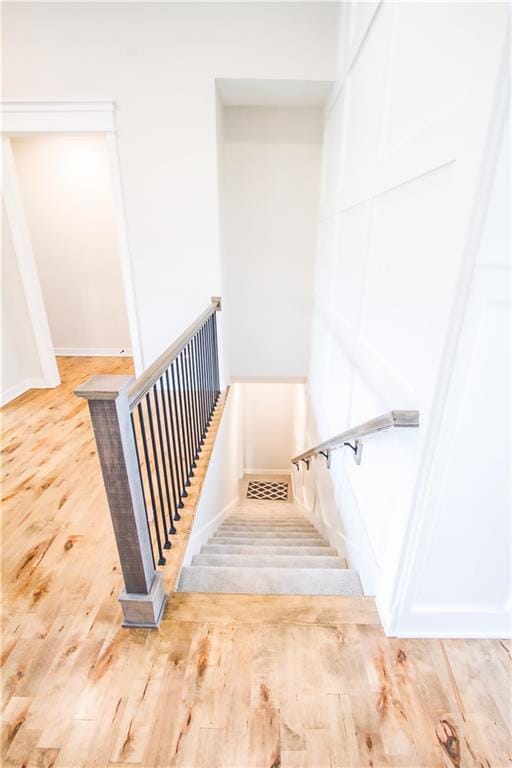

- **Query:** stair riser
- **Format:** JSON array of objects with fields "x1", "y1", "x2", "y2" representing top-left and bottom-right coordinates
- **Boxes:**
[
  {"x1": 211, "y1": 538, "x2": 328, "y2": 547},
  {"x1": 213, "y1": 531, "x2": 320, "y2": 539},
  {"x1": 221, "y1": 522, "x2": 314, "y2": 528},
  {"x1": 219, "y1": 527, "x2": 316, "y2": 535},
  {"x1": 201, "y1": 545, "x2": 339, "y2": 556},
  {"x1": 226, "y1": 515, "x2": 310, "y2": 523},
  {"x1": 225, "y1": 523, "x2": 310, "y2": 529},
  {"x1": 226, "y1": 515, "x2": 308, "y2": 520},
  {"x1": 177, "y1": 566, "x2": 363, "y2": 596},
  {"x1": 192, "y1": 554, "x2": 344, "y2": 569}
]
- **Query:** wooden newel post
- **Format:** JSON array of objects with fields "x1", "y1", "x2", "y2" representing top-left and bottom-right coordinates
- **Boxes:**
[{"x1": 75, "y1": 375, "x2": 167, "y2": 628}]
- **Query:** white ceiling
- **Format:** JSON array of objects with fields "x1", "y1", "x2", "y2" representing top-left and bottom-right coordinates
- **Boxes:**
[{"x1": 217, "y1": 79, "x2": 332, "y2": 108}]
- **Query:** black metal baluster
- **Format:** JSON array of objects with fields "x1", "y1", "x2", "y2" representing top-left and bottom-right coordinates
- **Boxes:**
[
  {"x1": 130, "y1": 411, "x2": 156, "y2": 570},
  {"x1": 153, "y1": 381, "x2": 176, "y2": 536},
  {"x1": 183, "y1": 343, "x2": 195, "y2": 462},
  {"x1": 189, "y1": 338, "x2": 201, "y2": 458},
  {"x1": 137, "y1": 401, "x2": 166, "y2": 565},
  {"x1": 176, "y1": 351, "x2": 190, "y2": 479},
  {"x1": 209, "y1": 315, "x2": 216, "y2": 412},
  {"x1": 178, "y1": 351, "x2": 194, "y2": 479},
  {"x1": 164, "y1": 368, "x2": 184, "y2": 515},
  {"x1": 158, "y1": 373, "x2": 180, "y2": 522},
  {"x1": 206, "y1": 315, "x2": 214, "y2": 422},
  {"x1": 212, "y1": 311, "x2": 220, "y2": 400},
  {"x1": 201, "y1": 321, "x2": 210, "y2": 432},
  {"x1": 187, "y1": 340, "x2": 199, "y2": 461},
  {"x1": 183, "y1": 345, "x2": 198, "y2": 469},
  {"x1": 201, "y1": 323, "x2": 208, "y2": 435},
  {"x1": 146, "y1": 391, "x2": 171, "y2": 550},
  {"x1": 183, "y1": 347, "x2": 196, "y2": 472},
  {"x1": 171, "y1": 363, "x2": 189, "y2": 495},
  {"x1": 197, "y1": 329, "x2": 207, "y2": 440},
  {"x1": 191, "y1": 334, "x2": 203, "y2": 450}
]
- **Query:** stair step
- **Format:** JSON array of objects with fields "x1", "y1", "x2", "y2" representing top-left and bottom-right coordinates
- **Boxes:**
[
  {"x1": 192, "y1": 554, "x2": 344, "y2": 569},
  {"x1": 226, "y1": 515, "x2": 306, "y2": 522},
  {"x1": 211, "y1": 537, "x2": 328, "y2": 547},
  {"x1": 219, "y1": 523, "x2": 317, "y2": 533},
  {"x1": 223, "y1": 517, "x2": 312, "y2": 524},
  {"x1": 213, "y1": 530, "x2": 320, "y2": 540},
  {"x1": 201, "y1": 544, "x2": 339, "y2": 556},
  {"x1": 225, "y1": 515, "x2": 310, "y2": 523},
  {"x1": 218, "y1": 527, "x2": 316, "y2": 536},
  {"x1": 177, "y1": 566, "x2": 363, "y2": 596}
]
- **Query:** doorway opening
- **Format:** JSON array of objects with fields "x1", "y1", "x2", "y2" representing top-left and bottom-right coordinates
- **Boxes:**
[
  {"x1": 2, "y1": 101, "x2": 142, "y2": 406},
  {"x1": 11, "y1": 134, "x2": 132, "y2": 363}
]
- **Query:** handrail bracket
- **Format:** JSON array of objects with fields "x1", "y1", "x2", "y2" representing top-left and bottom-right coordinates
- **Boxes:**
[
  {"x1": 319, "y1": 449, "x2": 332, "y2": 469},
  {"x1": 344, "y1": 440, "x2": 363, "y2": 465}
]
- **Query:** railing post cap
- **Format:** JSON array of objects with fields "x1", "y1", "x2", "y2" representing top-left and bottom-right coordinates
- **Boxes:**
[
  {"x1": 75, "y1": 374, "x2": 135, "y2": 401},
  {"x1": 211, "y1": 296, "x2": 221, "y2": 310}
]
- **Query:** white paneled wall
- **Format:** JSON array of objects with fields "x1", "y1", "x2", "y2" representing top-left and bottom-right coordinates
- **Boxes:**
[{"x1": 297, "y1": 1, "x2": 510, "y2": 636}]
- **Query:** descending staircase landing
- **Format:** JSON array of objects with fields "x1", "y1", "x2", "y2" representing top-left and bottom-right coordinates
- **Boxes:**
[{"x1": 178, "y1": 499, "x2": 363, "y2": 596}]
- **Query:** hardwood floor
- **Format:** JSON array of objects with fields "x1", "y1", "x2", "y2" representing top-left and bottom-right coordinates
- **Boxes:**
[{"x1": 1, "y1": 357, "x2": 511, "y2": 767}]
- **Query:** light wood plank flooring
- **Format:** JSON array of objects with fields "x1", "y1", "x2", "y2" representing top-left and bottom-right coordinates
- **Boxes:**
[{"x1": 1, "y1": 358, "x2": 511, "y2": 767}]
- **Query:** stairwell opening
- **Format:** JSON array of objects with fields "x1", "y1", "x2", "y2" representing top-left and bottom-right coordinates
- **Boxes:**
[{"x1": 215, "y1": 79, "x2": 328, "y2": 382}]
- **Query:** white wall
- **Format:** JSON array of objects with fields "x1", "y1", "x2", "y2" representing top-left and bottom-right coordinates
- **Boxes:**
[
  {"x1": 2, "y1": 2, "x2": 337, "y2": 367},
  {"x1": 242, "y1": 382, "x2": 294, "y2": 474},
  {"x1": 296, "y1": 1, "x2": 510, "y2": 636},
  {"x1": 221, "y1": 106, "x2": 323, "y2": 378},
  {"x1": 181, "y1": 384, "x2": 242, "y2": 567},
  {"x1": 1, "y1": 202, "x2": 43, "y2": 404},
  {"x1": 394, "y1": 103, "x2": 511, "y2": 638},
  {"x1": 11, "y1": 135, "x2": 131, "y2": 356}
]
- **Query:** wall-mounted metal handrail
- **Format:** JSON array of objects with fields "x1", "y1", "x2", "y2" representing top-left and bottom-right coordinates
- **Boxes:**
[
  {"x1": 292, "y1": 410, "x2": 419, "y2": 468},
  {"x1": 128, "y1": 297, "x2": 221, "y2": 409}
]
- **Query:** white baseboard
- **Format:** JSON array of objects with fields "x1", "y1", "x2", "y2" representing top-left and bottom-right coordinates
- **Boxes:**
[
  {"x1": 190, "y1": 496, "x2": 239, "y2": 540},
  {"x1": 54, "y1": 347, "x2": 132, "y2": 357},
  {"x1": 297, "y1": 485, "x2": 379, "y2": 595},
  {"x1": 383, "y1": 605, "x2": 511, "y2": 639},
  {"x1": 293, "y1": 497, "x2": 345, "y2": 559},
  {"x1": 181, "y1": 496, "x2": 240, "y2": 567},
  {"x1": 1, "y1": 377, "x2": 47, "y2": 407},
  {"x1": 244, "y1": 468, "x2": 291, "y2": 476}
]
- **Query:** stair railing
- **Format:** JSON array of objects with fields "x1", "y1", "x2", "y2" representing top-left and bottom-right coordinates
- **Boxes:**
[
  {"x1": 292, "y1": 410, "x2": 419, "y2": 469},
  {"x1": 76, "y1": 297, "x2": 221, "y2": 627}
]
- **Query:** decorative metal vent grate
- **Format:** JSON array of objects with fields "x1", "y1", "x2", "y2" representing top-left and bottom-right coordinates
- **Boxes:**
[{"x1": 246, "y1": 481, "x2": 288, "y2": 501}]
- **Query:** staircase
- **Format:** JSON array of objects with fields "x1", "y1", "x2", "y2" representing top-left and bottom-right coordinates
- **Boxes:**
[{"x1": 177, "y1": 499, "x2": 363, "y2": 596}]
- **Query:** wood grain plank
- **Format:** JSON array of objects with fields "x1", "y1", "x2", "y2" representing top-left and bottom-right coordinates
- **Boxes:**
[{"x1": 1, "y1": 358, "x2": 510, "y2": 768}]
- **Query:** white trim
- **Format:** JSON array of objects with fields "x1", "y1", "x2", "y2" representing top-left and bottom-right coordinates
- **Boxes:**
[
  {"x1": 1, "y1": 101, "x2": 145, "y2": 380},
  {"x1": 54, "y1": 347, "x2": 132, "y2": 357},
  {"x1": 2, "y1": 138, "x2": 61, "y2": 389},
  {"x1": 181, "y1": 496, "x2": 239, "y2": 568},
  {"x1": 325, "y1": 0, "x2": 382, "y2": 116},
  {"x1": 383, "y1": 608, "x2": 511, "y2": 640},
  {"x1": 1, "y1": 101, "x2": 116, "y2": 134},
  {"x1": 1, "y1": 377, "x2": 47, "y2": 407},
  {"x1": 244, "y1": 468, "x2": 291, "y2": 476},
  {"x1": 188, "y1": 497, "x2": 239, "y2": 542},
  {"x1": 105, "y1": 133, "x2": 144, "y2": 374}
]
